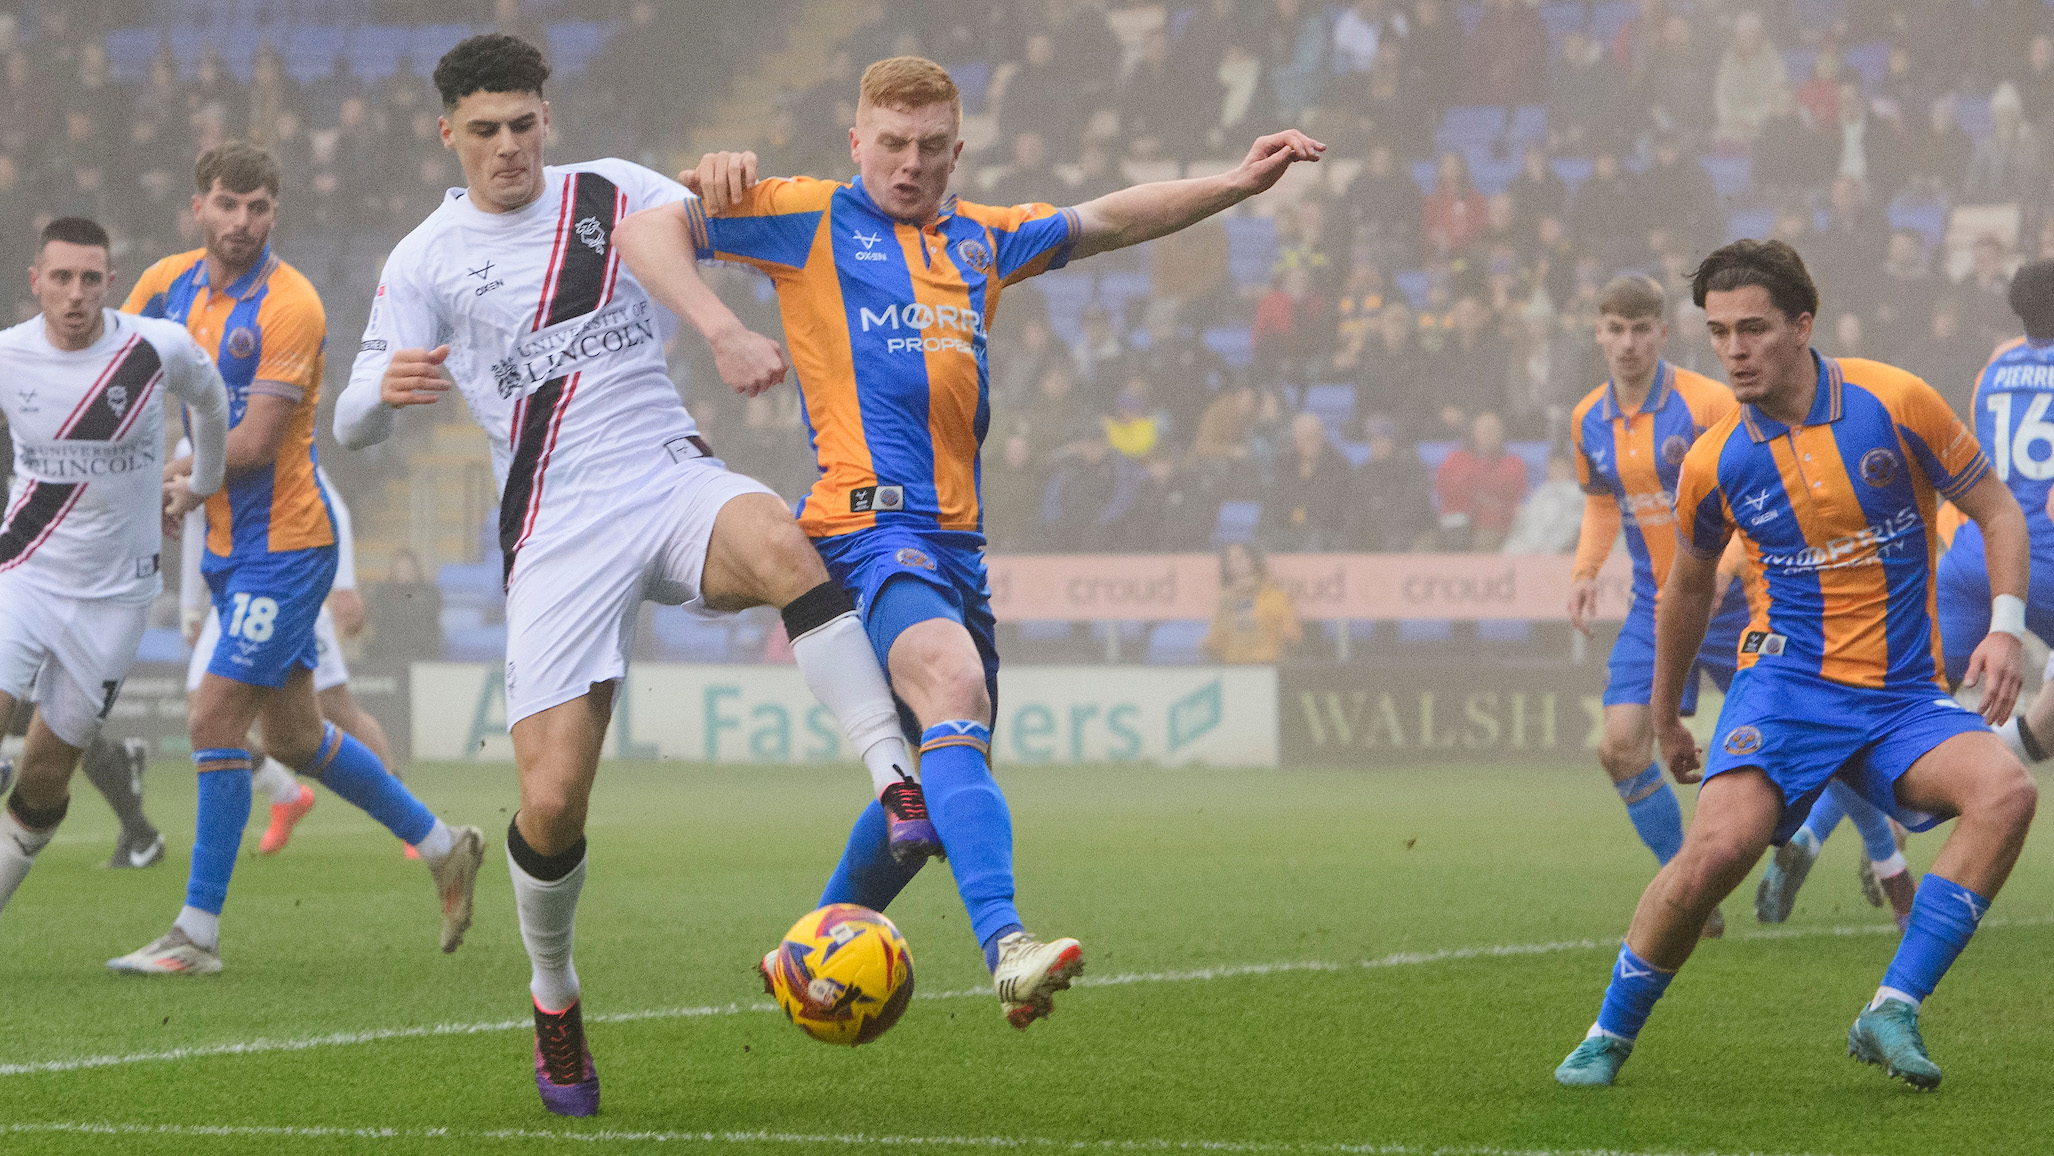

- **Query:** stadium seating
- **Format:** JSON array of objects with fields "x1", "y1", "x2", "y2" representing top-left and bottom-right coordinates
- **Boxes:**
[
  {"x1": 651, "y1": 605, "x2": 736, "y2": 662},
  {"x1": 1145, "y1": 620, "x2": 1210, "y2": 665},
  {"x1": 1302, "y1": 384, "x2": 1358, "y2": 434},
  {"x1": 1222, "y1": 216, "x2": 1278, "y2": 288},
  {"x1": 1212, "y1": 500, "x2": 1263, "y2": 546}
]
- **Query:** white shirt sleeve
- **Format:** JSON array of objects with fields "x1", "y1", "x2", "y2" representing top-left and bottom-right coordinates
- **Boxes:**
[
  {"x1": 337, "y1": 248, "x2": 446, "y2": 449},
  {"x1": 318, "y1": 464, "x2": 356, "y2": 591},
  {"x1": 164, "y1": 331, "x2": 230, "y2": 497}
]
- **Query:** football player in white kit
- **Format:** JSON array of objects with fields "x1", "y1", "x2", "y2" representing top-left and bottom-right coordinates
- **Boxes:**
[
  {"x1": 334, "y1": 35, "x2": 932, "y2": 1117},
  {"x1": 179, "y1": 463, "x2": 400, "y2": 856},
  {"x1": 0, "y1": 217, "x2": 230, "y2": 926}
]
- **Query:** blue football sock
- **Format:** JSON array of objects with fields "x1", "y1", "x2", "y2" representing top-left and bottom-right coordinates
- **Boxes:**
[
  {"x1": 818, "y1": 799, "x2": 924, "y2": 911},
  {"x1": 919, "y1": 721, "x2": 1023, "y2": 952},
  {"x1": 300, "y1": 722, "x2": 435, "y2": 845},
  {"x1": 185, "y1": 749, "x2": 254, "y2": 916},
  {"x1": 1800, "y1": 784, "x2": 1848, "y2": 848},
  {"x1": 1594, "y1": 942, "x2": 1675, "y2": 1041},
  {"x1": 1616, "y1": 764, "x2": 1684, "y2": 865},
  {"x1": 1880, "y1": 873, "x2": 1990, "y2": 1005},
  {"x1": 982, "y1": 922, "x2": 1026, "y2": 971},
  {"x1": 1829, "y1": 781, "x2": 1899, "y2": 863}
]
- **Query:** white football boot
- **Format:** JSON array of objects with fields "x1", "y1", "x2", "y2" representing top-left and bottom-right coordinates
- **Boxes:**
[
  {"x1": 991, "y1": 931, "x2": 1084, "y2": 1028},
  {"x1": 427, "y1": 825, "x2": 486, "y2": 953},
  {"x1": 107, "y1": 926, "x2": 222, "y2": 975}
]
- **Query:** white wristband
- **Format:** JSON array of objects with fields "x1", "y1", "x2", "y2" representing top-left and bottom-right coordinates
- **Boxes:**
[{"x1": 1991, "y1": 594, "x2": 2027, "y2": 641}]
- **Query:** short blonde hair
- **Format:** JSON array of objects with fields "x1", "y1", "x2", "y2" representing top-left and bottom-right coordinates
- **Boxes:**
[{"x1": 858, "y1": 56, "x2": 961, "y2": 124}]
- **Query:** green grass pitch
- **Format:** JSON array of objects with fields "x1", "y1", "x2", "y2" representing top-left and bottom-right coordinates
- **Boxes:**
[{"x1": 1, "y1": 759, "x2": 2050, "y2": 1155}]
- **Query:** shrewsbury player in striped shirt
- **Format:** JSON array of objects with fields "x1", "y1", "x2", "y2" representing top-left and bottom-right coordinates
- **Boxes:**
[
  {"x1": 618, "y1": 56, "x2": 1322, "y2": 1028},
  {"x1": 108, "y1": 143, "x2": 482, "y2": 975},
  {"x1": 1556, "y1": 241, "x2": 2038, "y2": 1091},
  {"x1": 1568, "y1": 274, "x2": 1746, "y2": 929}
]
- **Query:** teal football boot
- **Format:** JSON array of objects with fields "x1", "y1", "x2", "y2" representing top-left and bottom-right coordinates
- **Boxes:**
[
  {"x1": 1754, "y1": 835, "x2": 1817, "y2": 923},
  {"x1": 1848, "y1": 1000, "x2": 1942, "y2": 1090},
  {"x1": 1554, "y1": 1034, "x2": 1633, "y2": 1086}
]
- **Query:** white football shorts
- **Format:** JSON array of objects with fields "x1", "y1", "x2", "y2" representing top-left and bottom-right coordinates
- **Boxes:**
[
  {"x1": 0, "y1": 573, "x2": 150, "y2": 748},
  {"x1": 188, "y1": 602, "x2": 349, "y2": 694},
  {"x1": 502, "y1": 455, "x2": 776, "y2": 726}
]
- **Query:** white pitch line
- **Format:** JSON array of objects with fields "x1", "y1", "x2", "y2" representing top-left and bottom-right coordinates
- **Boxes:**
[
  {"x1": 0, "y1": 1120, "x2": 1860, "y2": 1156},
  {"x1": 6, "y1": 915, "x2": 2049, "y2": 1080}
]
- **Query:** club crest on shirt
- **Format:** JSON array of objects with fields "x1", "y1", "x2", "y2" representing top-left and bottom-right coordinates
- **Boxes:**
[
  {"x1": 225, "y1": 327, "x2": 257, "y2": 359},
  {"x1": 1661, "y1": 433, "x2": 1690, "y2": 465},
  {"x1": 1860, "y1": 447, "x2": 1900, "y2": 488},
  {"x1": 576, "y1": 216, "x2": 607, "y2": 255},
  {"x1": 894, "y1": 547, "x2": 936, "y2": 571},
  {"x1": 106, "y1": 384, "x2": 128, "y2": 418},
  {"x1": 1722, "y1": 725, "x2": 1763, "y2": 756},
  {"x1": 956, "y1": 238, "x2": 993, "y2": 274}
]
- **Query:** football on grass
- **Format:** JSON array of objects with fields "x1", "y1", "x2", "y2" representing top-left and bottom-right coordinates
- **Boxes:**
[{"x1": 759, "y1": 903, "x2": 914, "y2": 1045}]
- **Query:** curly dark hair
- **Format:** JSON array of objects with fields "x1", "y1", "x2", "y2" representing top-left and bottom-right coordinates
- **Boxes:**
[
  {"x1": 2010, "y1": 258, "x2": 2054, "y2": 340},
  {"x1": 432, "y1": 33, "x2": 550, "y2": 111},
  {"x1": 1688, "y1": 238, "x2": 1819, "y2": 322}
]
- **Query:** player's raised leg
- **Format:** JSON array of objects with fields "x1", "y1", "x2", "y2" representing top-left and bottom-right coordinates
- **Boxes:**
[
  {"x1": 1556, "y1": 768, "x2": 1781, "y2": 1085},
  {"x1": 1758, "y1": 780, "x2": 1911, "y2": 925},
  {"x1": 78, "y1": 735, "x2": 161, "y2": 868},
  {"x1": 1848, "y1": 731, "x2": 2036, "y2": 1089}
]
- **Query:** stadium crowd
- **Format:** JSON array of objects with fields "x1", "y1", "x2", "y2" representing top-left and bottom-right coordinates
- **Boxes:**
[{"x1": 6, "y1": 0, "x2": 2054, "y2": 570}]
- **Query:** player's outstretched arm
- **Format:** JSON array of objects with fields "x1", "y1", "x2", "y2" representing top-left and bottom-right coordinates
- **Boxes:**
[
  {"x1": 1651, "y1": 544, "x2": 1723, "y2": 782},
  {"x1": 615, "y1": 204, "x2": 790, "y2": 397},
  {"x1": 1067, "y1": 131, "x2": 1324, "y2": 261},
  {"x1": 1955, "y1": 472, "x2": 2029, "y2": 722},
  {"x1": 161, "y1": 339, "x2": 230, "y2": 533}
]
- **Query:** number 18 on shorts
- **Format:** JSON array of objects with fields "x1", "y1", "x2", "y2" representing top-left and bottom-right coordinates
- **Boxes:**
[{"x1": 202, "y1": 545, "x2": 337, "y2": 689}]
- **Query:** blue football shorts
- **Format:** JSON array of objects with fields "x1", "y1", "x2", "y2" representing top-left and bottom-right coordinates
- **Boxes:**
[
  {"x1": 1704, "y1": 663, "x2": 1989, "y2": 845},
  {"x1": 1603, "y1": 580, "x2": 1750, "y2": 715},
  {"x1": 201, "y1": 544, "x2": 336, "y2": 689}
]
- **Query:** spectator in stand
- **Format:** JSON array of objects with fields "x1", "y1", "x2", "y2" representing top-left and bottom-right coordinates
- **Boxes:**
[
  {"x1": 1022, "y1": 362, "x2": 1096, "y2": 464},
  {"x1": 1828, "y1": 310, "x2": 1868, "y2": 360},
  {"x1": 1966, "y1": 82, "x2": 2042, "y2": 202},
  {"x1": 1265, "y1": 0, "x2": 1331, "y2": 121},
  {"x1": 1329, "y1": 260, "x2": 1389, "y2": 372},
  {"x1": 982, "y1": 423, "x2": 1047, "y2": 552},
  {"x1": 1120, "y1": 29, "x2": 1211, "y2": 160},
  {"x1": 1810, "y1": 176, "x2": 1883, "y2": 312},
  {"x1": 1116, "y1": 454, "x2": 1212, "y2": 552},
  {"x1": 1332, "y1": 0, "x2": 1407, "y2": 76},
  {"x1": 1752, "y1": 88, "x2": 1828, "y2": 194},
  {"x1": 1904, "y1": 95, "x2": 1975, "y2": 197},
  {"x1": 1042, "y1": 434, "x2": 1123, "y2": 549},
  {"x1": 1508, "y1": 143, "x2": 1567, "y2": 235},
  {"x1": 1435, "y1": 410, "x2": 1529, "y2": 552},
  {"x1": 1569, "y1": 150, "x2": 1639, "y2": 266},
  {"x1": 1358, "y1": 301, "x2": 1428, "y2": 430},
  {"x1": 1350, "y1": 415, "x2": 1437, "y2": 550},
  {"x1": 1872, "y1": 230, "x2": 1941, "y2": 363},
  {"x1": 1070, "y1": 305, "x2": 1126, "y2": 391},
  {"x1": 1635, "y1": 134, "x2": 1719, "y2": 253},
  {"x1": 1102, "y1": 381, "x2": 1164, "y2": 462},
  {"x1": 1423, "y1": 152, "x2": 1488, "y2": 255},
  {"x1": 1404, "y1": 0, "x2": 1460, "y2": 114},
  {"x1": 1466, "y1": 0, "x2": 1546, "y2": 107},
  {"x1": 1504, "y1": 297, "x2": 1580, "y2": 442},
  {"x1": 990, "y1": 312, "x2": 1072, "y2": 410},
  {"x1": 1964, "y1": 233, "x2": 2019, "y2": 349},
  {"x1": 1348, "y1": 142, "x2": 1422, "y2": 256},
  {"x1": 367, "y1": 549, "x2": 440, "y2": 667},
  {"x1": 1263, "y1": 412, "x2": 1354, "y2": 551},
  {"x1": 1501, "y1": 454, "x2": 1585, "y2": 555},
  {"x1": 1713, "y1": 9, "x2": 1789, "y2": 145},
  {"x1": 1253, "y1": 265, "x2": 1318, "y2": 370},
  {"x1": 1632, "y1": 11, "x2": 1713, "y2": 136},
  {"x1": 1201, "y1": 543, "x2": 1302, "y2": 664},
  {"x1": 1793, "y1": 44, "x2": 1843, "y2": 129},
  {"x1": 1829, "y1": 80, "x2": 1895, "y2": 192},
  {"x1": 1436, "y1": 295, "x2": 1509, "y2": 419},
  {"x1": 985, "y1": 129, "x2": 1056, "y2": 210},
  {"x1": 998, "y1": 33, "x2": 1082, "y2": 150},
  {"x1": 1921, "y1": 298, "x2": 1990, "y2": 412},
  {"x1": 1550, "y1": 30, "x2": 1617, "y2": 150},
  {"x1": 2023, "y1": 34, "x2": 2054, "y2": 125}
]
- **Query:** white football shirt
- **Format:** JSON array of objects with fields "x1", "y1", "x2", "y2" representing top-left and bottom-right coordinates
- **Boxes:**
[
  {"x1": 339, "y1": 159, "x2": 713, "y2": 582},
  {"x1": 0, "y1": 309, "x2": 228, "y2": 600}
]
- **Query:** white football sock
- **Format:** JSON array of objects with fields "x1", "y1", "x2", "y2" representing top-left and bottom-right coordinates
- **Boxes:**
[
  {"x1": 1873, "y1": 850, "x2": 1909, "y2": 879},
  {"x1": 0, "y1": 808, "x2": 55, "y2": 917},
  {"x1": 1996, "y1": 717, "x2": 2031, "y2": 763},
  {"x1": 789, "y1": 610, "x2": 916, "y2": 795},
  {"x1": 253, "y1": 757, "x2": 301, "y2": 806},
  {"x1": 1871, "y1": 985, "x2": 1921, "y2": 1012},
  {"x1": 174, "y1": 905, "x2": 220, "y2": 951},
  {"x1": 509, "y1": 843, "x2": 585, "y2": 1013},
  {"x1": 413, "y1": 817, "x2": 455, "y2": 863}
]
